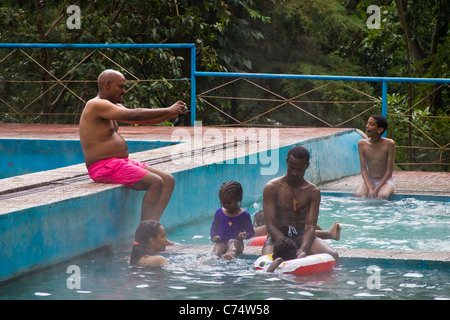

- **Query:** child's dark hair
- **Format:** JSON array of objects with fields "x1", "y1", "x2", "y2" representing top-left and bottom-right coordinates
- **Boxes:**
[
  {"x1": 253, "y1": 210, "x2": 265, "y2": 227},
  {"x1": 287, "y1": 145, "x2": 310, "y2": 162},
  {"x1": 219, "y1": 181, "x2": 243, "y2": 202},
  {"x1": 370, "y1": 115, "x2": 388, "y2": 134},
  {"x1": 130, "y1": 220, "x2": 162, "y2": 266},
  {"x1": 273, "y1": 237, "x2": 297, "y2": 261}
]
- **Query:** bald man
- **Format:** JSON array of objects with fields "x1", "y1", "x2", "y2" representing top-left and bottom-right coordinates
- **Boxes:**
[{"x1": 79, "y1": 69, "x2": 187, "y2": 221}]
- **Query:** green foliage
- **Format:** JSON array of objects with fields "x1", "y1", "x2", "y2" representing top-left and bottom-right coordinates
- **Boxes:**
[
  {"x1": 0, "y1": 0, "x2": 266, "y2": 124},
  {"x1": 0, "y1": 0, "x2": 448, "y2": 171}
]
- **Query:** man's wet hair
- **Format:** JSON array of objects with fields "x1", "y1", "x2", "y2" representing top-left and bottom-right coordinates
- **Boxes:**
[{"x1": 286, "y1": 145, "x2": 310, "y2": 162}]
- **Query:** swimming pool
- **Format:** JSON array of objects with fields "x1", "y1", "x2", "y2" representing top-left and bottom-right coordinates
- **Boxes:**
[
  {"x1": 0, "y1": 240, "x2": 448, "y2": 300},
  {"x1": 0, "y1": 139, "x2": 178, "y2": 179},
  {"x1": 0, "y1": 194, "x2": 448, "y2": 300},
  {"x1": 169, "y1": 194, "x2": 450, "y2": 252}
]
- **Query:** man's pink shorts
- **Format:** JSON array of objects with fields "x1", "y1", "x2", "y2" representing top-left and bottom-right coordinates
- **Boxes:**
[{"x1": 88, "y1": 158, "x2": 149, "y2": 188}]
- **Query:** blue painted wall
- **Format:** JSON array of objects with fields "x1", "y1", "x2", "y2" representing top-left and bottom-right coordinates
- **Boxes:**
[
  {"x1": 0, "y1": 129, "x2": 363, "y2": 282},
  {"x1": 0, "y1": 188, "x2": 143, "y2": 280},
  {"x1": 163, "y1": 129, "x2": 363, "y2": 229}
]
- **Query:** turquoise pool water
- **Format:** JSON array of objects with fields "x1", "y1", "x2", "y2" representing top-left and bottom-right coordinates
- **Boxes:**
[
  {"x1": 0, "y1": 195, "x2": 448, "y2": 300},
  {"x1": 319, "y1": 194, "x2": 449, "y2": 252},
  {"x1": 0, "y1": 242, "x2": 448, "y2": 300},
  {"x1": 0, "y1": 139, "x2": 177, "y2": 179},
  {"x1": 169, "y1": 194, "x2": 450, "y2": 252}
]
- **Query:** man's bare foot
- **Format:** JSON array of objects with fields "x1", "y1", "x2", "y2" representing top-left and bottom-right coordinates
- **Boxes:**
[{"x1": 329, "y1": 221, "x2": 341, "y2": 241}]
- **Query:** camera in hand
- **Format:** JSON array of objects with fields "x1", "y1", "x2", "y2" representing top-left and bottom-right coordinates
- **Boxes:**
[
  {"x1": 173, "y1": 113, "x2": 185, "y2": 126},
  {"x1": 174, "y1": 105, "x2": 188, "y2": 126}
]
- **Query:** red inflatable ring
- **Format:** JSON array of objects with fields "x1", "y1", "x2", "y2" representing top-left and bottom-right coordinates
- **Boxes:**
[
  {"x1": 254, "y1": 253, "x2": 335, "y2": 275},
  {"x1": 246, "y1": 235, "x2": 267, "y2": 246}
]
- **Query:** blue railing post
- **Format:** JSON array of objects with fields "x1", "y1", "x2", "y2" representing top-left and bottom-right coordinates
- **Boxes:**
[
  {"x1": 382, "y1": 80, "x2": 388, "y2": 137},
  {"x1": 190, "y1": 46, "x2": 196, "y2": 126}
]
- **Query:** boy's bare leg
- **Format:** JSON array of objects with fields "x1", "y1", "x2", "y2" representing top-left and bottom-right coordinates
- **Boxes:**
[
  {"x1": 315, "y1": 222, "x2": 341, "y2": 241},
  {"x1": 355, "y1": 182, "x2": 368, "y2": 197},
  {"x1": 377, "y1": 183, "x2": 394, "y2": 200}
]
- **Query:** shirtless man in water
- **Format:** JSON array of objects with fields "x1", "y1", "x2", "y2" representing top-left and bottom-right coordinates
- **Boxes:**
[
  {"x1": 262, "y1": 146, "x2": 339, "y2": 260},
  {"x1": 79, "y1": 69, "x2": 187, "y2": 221},
  {"x1": 355, "y1": 115, "x2": 395, "y2": 200}
]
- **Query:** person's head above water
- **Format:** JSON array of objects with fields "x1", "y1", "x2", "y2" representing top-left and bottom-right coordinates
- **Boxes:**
[
  {"x1": 130, "y1": 220, "x2": 169, "y2": 266},
  {"x1": 285, "y1": 146, "x2": 310, "y2": 184},
  {"x1": 97, "y1": 69, "x2": 126, "y2": 104},
  {"x1": 286, "y1": 145, "x2": 310, "y2": 163},
  {"x1": 273, "y1": 237, "x2": 297, "y2": 261},
  {"x1": 218, "y1": 181, "x2": 244, "y2": 215},
  {"x1": 219, "y1": 181, "x2": 243, "y2": 202}
]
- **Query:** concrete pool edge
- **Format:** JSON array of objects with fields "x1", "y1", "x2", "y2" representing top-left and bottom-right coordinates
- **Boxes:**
[
  {"x1": 167, "y1": 244, "x2": 450, "y2": 267},
  {"x1": 318, "y1": 172, "x2": 450, "y2": 198},
  {"x1": 319, "y1": 190, "x2": 449, "y2": 202}
]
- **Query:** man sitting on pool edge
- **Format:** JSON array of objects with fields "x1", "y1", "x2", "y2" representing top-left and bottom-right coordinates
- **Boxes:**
[
  {"x1": 79, "y1": 69, "x2": 187, "y2": 222},
  {"x1": 261, "y1": 146, "x2": 339, "y2": 260}
]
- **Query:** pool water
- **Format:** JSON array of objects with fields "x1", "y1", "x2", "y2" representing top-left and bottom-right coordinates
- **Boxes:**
[
  {"x1": 0, "y1": 244, "x2": 448, "y2": 300},
  {"x1": 0, "y1": 195, "x2": 448, "y2": 300},
  {"x1": 169, "y1": 195, "x2": 450, "y2": 252},
  {"x1": 319, "y1": 195, "x2": 450, "y2": 251}
]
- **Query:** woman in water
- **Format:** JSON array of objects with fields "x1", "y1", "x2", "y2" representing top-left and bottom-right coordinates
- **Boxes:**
[
  {"x1": 210, "y1": 181, "x2": 255, "y2": 260},
  {"x1": 130, "y1": 220, "x2": 170, "y2": 267}
]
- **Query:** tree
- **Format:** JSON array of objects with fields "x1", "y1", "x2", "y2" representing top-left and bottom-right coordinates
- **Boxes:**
[
  {"x1": 0, "y1": 0, "x2": 267, "y2": 124},
  {"x1": 353, "y1": 0, "x2": 449, "y2": 170}
]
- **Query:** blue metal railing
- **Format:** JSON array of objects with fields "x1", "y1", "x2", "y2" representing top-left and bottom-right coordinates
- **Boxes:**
[
  {"x1": 195, "y1": 71, "x2": 450, "y2": 136},
  {"x1": 1, "y1": 43, "x2": 449, "y2": 128},
  {"x1": 0, "y1": 43, "x2": 197, "y2": 125}
]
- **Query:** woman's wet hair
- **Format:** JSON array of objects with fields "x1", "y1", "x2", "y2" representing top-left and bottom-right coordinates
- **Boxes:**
[
  {"x1": 219, "y1": 181, "x2": 243, "y2": 202},
  {"x1": 129, "y1": 220, "x2": 162, "y2": 266}
]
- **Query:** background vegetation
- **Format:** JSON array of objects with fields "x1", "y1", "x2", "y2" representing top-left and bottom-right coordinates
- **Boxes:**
[{"x1": 0, "y1": 0, "x2": 448, "y2": 170}]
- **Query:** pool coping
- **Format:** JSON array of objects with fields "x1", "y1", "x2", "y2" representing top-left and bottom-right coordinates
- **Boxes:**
[
  {"x1": 166, "y1": 244, "x2": 450, "y2": 267},
  {"x1": 318, "y1": 172, "x2": 450, "y2": 198},
  {"x1": 0, "y1": 126, "x2": 359, "y2": 213}
]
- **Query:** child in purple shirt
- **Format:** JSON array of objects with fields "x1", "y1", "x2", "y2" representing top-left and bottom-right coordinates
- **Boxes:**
[{"x1": 210, "y1": 181, "x2": 255, "y2": 260}]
